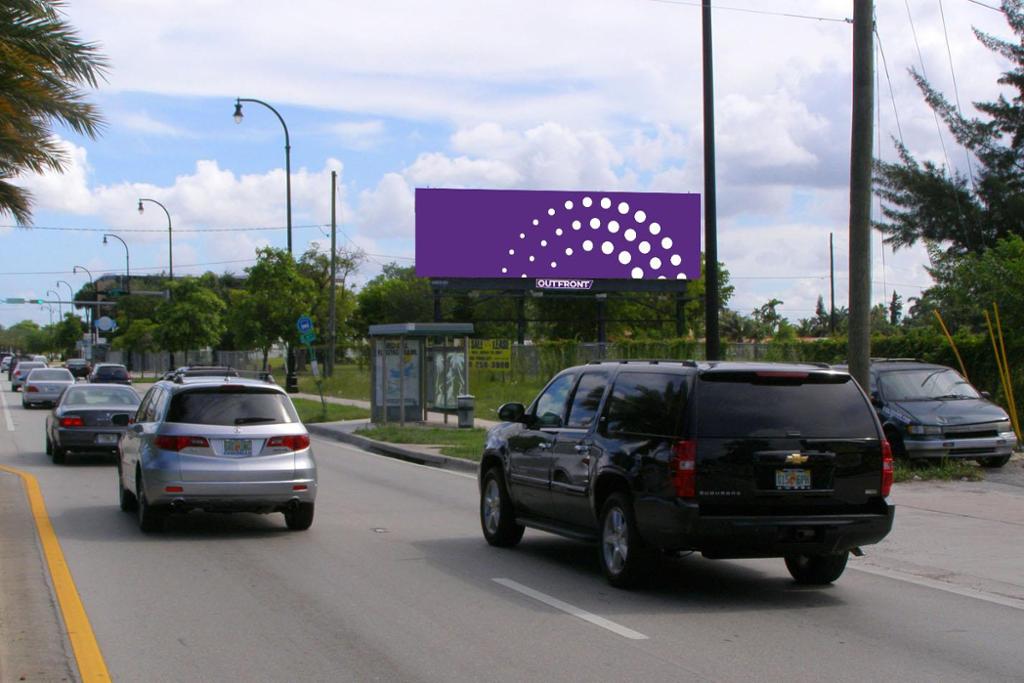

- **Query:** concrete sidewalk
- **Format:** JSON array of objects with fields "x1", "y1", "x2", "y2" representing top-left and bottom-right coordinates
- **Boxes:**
[{"x1": 292, "y1": 391, "x2": 501, "y2": 430}]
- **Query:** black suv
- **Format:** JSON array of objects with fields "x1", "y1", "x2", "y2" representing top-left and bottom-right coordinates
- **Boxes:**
[{"x1": 479, "y1": 360, "x2": 895, "y2": 588}]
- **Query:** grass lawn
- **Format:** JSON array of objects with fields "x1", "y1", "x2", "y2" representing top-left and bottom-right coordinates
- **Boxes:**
[
  {"x1": 292, "y1": 398, "x2": 370, "y2": 423},
  {"x1": 893, "y1": 458, "x2": 984, "y2": 483},
  {"x1": 279, "y1": 365, "x2": 543, "y2": 418},
  {"x1": 354, "y1": 424, "x2": 487, "y2": 461}
]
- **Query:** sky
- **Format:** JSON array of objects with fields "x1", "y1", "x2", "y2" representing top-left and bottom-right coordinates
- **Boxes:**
[{"x1": 1, "y1": 0, "x2": 1014, "y2": 333}]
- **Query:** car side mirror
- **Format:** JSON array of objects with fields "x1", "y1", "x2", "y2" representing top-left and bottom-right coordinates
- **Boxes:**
[
  {"x1": 497, "y1": 402, "x2": 526, "y2": 423},
  {"x1": 870, "y1": 391, "x2": 882, "y2": 407},
  {"x1": 111, "y1": 413, "x2": 131, "y2": 427},
  {"x1": 981, "y1": 391, "x2": 992, "y2": 400}
]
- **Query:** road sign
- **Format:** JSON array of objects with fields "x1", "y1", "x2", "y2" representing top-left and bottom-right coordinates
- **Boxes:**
[
  {"x1": 5, "y1": 298, "x2": 25, "y2": 304},
  {"x1": 296, "y1": 315, "x2": 314, "y2": 334},
  {"x1": 300, "y1": 331, "x2": 316, "y2": 345}
]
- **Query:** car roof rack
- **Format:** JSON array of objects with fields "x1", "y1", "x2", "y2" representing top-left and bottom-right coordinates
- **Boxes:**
[
  {"x1": 869, "y1": 357, "x2": 923, "y2": 363},
  {"x1": 586, "y1": 359, "x2": 699, "y2": 367}
]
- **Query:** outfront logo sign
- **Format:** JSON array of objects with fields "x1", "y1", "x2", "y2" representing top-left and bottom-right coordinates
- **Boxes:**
[
  {"x1": 415, "y1": 189, "x2": 700, "y2": 281},
  {"x1": 535, "y1": 278, "x2": 594, "y2": 290}
]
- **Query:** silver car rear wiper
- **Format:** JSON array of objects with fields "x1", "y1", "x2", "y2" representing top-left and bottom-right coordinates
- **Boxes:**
[{"x1": 234, "y1": 416, "x2": 278, "y2": 425}]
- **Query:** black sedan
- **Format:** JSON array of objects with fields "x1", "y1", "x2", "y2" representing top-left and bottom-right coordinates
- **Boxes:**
[
  {"x1": 88, "y1": 363, "x2": 131, "y2": 385},
  {"x1": 46, "y1": 384, "x2": 141, "y2": 464}
]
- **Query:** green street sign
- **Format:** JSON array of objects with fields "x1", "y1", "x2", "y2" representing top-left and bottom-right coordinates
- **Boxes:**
[
  {"x1": 5, "y1": 298, "x2": 25, "y2": 304},
  {"x1": 300, "y1": 331, "x2": 316, "y2": 344}
]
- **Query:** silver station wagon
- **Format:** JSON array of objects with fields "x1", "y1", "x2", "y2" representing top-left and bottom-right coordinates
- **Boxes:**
[{"x1": 115, "y1": 376, "x2": 317, "y2": 532}]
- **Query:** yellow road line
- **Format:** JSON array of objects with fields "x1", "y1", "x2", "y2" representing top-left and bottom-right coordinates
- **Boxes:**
[{"x1": 0, "y1": 465, "x2": 111, "y2": 681}]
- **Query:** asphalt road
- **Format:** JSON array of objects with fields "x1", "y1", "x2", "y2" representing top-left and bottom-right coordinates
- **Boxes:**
[{"x1": 3, "y1": 387, "x2": 1024, "y2": 682}]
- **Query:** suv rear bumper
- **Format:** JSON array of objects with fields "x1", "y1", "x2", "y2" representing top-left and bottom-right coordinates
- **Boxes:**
[
  {"x1": 636, "y1": 497, "x2": 895, "y2": 558},
  {"x1": 904, "y1": 432, "x2": 1017, "y2": 460}
]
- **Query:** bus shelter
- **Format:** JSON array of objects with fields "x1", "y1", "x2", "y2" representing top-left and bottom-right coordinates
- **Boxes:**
[{"x1": 369, "y1": 323, "x2": 474, "y2": 425}]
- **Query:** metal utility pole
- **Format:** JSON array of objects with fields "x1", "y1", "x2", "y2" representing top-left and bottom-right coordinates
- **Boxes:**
[
  {"x1": 328, "y1": 170, "x2": 338, "y2": 378},
  {"x1": 702, "y1": 0, "x2": 721, "y2": 360},
  {"x1": 848, "y1": 0, "x2": 874, "y2": 389}
]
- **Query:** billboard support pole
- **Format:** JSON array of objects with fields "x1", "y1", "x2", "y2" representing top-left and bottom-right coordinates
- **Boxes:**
[
  {"x1": 433, "y1": 288, "x2": 442, "y2": 322},
  {"x1": 596, "y1": 294, "x2": 607, "y2": 345},
  {"x1": 516, "y1": 294, "x2": 526, "y2": 345},
  {"x1": 676, "y1": 286, "x2": 687, "y2": 338}
]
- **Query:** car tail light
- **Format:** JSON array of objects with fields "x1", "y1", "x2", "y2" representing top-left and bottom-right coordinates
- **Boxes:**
[
  {"x1": 881, "y1": 440, "x2": 894, "y2": 497},
  {"x1": 60, "y1": 416, "x2": 84, "y2": 427},
  {"x1": 266, "y1": 434, "x2": 311, "y2": 451},
  {"x1": 26, "y1": 385, "x2": 39, "y2": 392},
  {"x1": 154, "y1": 435, "x2": 210, "y2": 451},
  {"x1": 165, "y1": 485, "x2": 183, "y2": 493},
  {"x1": 670, "y1": 440, "x2": 697, "y2": 498}
]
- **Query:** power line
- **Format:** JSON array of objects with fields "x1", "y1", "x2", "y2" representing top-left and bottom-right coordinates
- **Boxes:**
[
  {"x1": 965, "y1": 0, "x2": 1002, "y2": 12},
  {"x1": 939, "y1": 0, "x2": 978, "y2": 190},
  {"x1": 905, "y1": 0, "x2": 954, "y2": 173},
  {"x1": 874, "y1": 25, "x2": 905, "y2": 147},
  {"x1": 644, "y1": 0, "x2": 851, "y2": 23},
  {"x1": 2, "y1": 223, "x2": 325, "y2": 234}
]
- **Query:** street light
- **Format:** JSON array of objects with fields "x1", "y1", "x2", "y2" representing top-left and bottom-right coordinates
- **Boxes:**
[
  {"x1": 47, "y1": 289, "x2": 61, "y2": 319},
  {"x1": 137, "y1": 198, "x2": 174, "y2": 369},
  {"x1": 102, "y1": 233, "x2": 130, "y2": 295},
  {"x1": 72, "y1": 265, "x2": 95, "y2": 345},
  {"x1": 233, "y1": 96, "x2": 297, "y2": 392}
]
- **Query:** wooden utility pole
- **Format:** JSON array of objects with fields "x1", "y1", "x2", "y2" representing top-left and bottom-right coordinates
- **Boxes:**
[
  {"x1": 702, "y1": 0, "x2": 720, "y2": 360},
  {"x1": 830, "y1": 232, "x2": 836, "y2": 335},
  {"x1": 848, "y1": 0, "x2": 874, "y2": 389},
  {"x1": 327, "y1": 170, "x2": 338, "y2": 378}
]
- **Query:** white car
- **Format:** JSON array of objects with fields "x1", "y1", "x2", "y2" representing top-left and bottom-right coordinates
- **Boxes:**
[{"x1": 23, "y1": 368, "x2": 75, "y2": 408}]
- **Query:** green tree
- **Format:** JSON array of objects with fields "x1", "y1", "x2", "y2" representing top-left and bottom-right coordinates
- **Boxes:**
[
  {"x1": 354, "y1": 263, "x2": 434, "y2": 330},
  {"x1": 53, "y1": 312, "x2": 82, "y2": 356},
  {"x1": 154, "y1": 277, "x2": 226, "y2": 361},
  {"x1": 875, "y1": 1, "x2": 1024, "y2": 258},
  {"x1": 298, "y1": 243, "x2": 364, "y2": 360},
  {"x1": 231, "y1": 248, "x2": 316, "y2": 370},
  {"x1": 112, "y1": 318, "x2": 157, "y2": 376},
  {"x1": 0, "y1": 0, "x2": 106, "y2": 224}
]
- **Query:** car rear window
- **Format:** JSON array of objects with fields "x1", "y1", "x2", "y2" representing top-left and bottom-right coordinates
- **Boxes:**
[
  {"x1": 604, "y1": 372, "x2": 689, "y2": 438},
  {"x1": 166, "y1": 388, "x2": 299, "y2": 426},
  {"x1": 30, "y1": 369, "x2": 72, "y2": 381},
  {"x1": 96, "y1": 366, "x2": 128, "y2": 379},
  {"x1": 696, "y1": 372, "x2": 877, "y2": 438},
  {"x1": 63, "y1": 387, "x2": 140, "y2": 406}
]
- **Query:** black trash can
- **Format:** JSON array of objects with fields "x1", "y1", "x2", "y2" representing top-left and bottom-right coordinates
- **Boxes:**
[{"x1": 457, "y1": 394, "x2": 475, "y2": 428}]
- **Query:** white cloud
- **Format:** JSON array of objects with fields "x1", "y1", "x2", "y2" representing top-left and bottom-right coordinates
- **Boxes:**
[
  {"x1": 16, "y1": 139, "x2": 96, "y2": 215},
  {"x1": 115, "y1": 111, "x2": 193, "y2": 137},
  {"x1": 355, "y1": 173, "x2": 415, "y2": 239},
  {"x1": 329, "y1": 120, "x2": 386, "y2": 149}
]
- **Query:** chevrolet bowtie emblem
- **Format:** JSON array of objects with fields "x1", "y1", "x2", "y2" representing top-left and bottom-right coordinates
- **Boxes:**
[{"x1": 785, "y1": 453, "x2": 809, "y2": 465}]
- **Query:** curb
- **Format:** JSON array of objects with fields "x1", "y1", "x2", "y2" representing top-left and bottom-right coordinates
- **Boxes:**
[{"x1": 306, "y1": 424, "x2": 480, "y2": 475}]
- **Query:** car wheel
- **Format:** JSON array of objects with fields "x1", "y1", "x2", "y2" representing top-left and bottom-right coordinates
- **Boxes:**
[
  {"x1": 52, "y1": 443, "x2": 66, "y2": 465},
  {"x1": 45, "y1": 434, "x2": 53, "y2": 456},
  {"x1": 480, "y1": 468, "x2": 524, "y2": 548},
  {"x1": 136, "y1": 471, "x2": 164, "y2": 533},
  {"x1": 977, "y1": 455, "x2": 1011, "y2": 468},
  {"x1": 284, "y1": 502, "x2": 315, "y2": 531},
  {"x1": 785, "y1": 551, "x2": 849, "y2": 585},
  {"x1": 599, "y1": 492, "x2": 653, "y2": 589},
  {"x1": 118, "y1": 463, "x2": 137, "y2": 512}
]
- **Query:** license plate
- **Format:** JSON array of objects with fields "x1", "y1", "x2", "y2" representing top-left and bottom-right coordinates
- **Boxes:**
[
  {"x1": 95, "y1": 433, "x2": 119, "y2": 445},
  {"x1": 776, "y1": 468, "x2": 811, "y2": 490},
  {"x1": 223, "y1": 439, "x2": 253, "y2": 457}
]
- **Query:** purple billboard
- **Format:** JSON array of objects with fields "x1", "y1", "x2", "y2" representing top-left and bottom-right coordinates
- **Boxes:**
[{"x1": 415, "y1": 189, "x2": 701, "y2": 281}]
